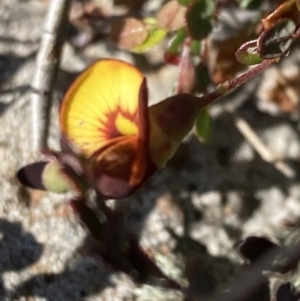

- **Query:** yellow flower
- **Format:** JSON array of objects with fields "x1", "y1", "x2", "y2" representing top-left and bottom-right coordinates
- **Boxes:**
[
  {"x1": 59, "y1": 59, "x2": 201, "y2": 198},
  {"x1": 60, "y1": 59, "x2": 155, "y2": 198}
]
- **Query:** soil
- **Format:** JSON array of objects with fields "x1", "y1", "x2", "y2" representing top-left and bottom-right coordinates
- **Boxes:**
[{"x1": 1, "y1": 1, "x2": 300, "y2": 300}]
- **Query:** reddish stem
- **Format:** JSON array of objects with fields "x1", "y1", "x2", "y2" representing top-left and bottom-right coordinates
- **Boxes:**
[
  {"x1": 197, "y1": 58, "x2": 277, "y2": 108},
  {"x1": 227, "y1": 58, "x2": 276, "y2": 89}
]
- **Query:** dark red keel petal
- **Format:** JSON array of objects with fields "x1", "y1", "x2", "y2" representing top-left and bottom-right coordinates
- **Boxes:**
[{"x1": 88, "y1": 78, "x2": 157, "y2": 199}]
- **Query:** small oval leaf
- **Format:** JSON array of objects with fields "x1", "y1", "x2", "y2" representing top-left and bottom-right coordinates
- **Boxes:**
[
  {"x1": 190, "y1": 40, "x2": 201, "y2": 55},
  {"x1": 186, "y1": 0, "x2": 215, "y2": 41},
  {"x1": 235, "y1": 40, "x2": 264, "y2": 65},
  {"x1": 178, "y1": 0, "x2": 194, "y2": 7},
  {"x1": 189, "y1": 0, "x2": 215, "y2": 18},
  {"x1": 109, "y1": 18, "x2": 149, "y2": 50},
  {"x1": 157, "y1": 0, "x2": 187, "y2": 31},
  {"x1": 195, "y1": 62, "x2": 211, "y2": 92},
  {"x1": 167, "y1": 27, "x2": 187, "y2": 54},
  {"x1": 194, "y1": 107, "x2": 213, "y2": 144},
  {"x1": 239, "y1": 0, "x2": 262, "y2": 10},
  {"x1": 133, "y1": 18, "x2": 167, "y2": 53},
  {"x1": 186, "y1": 16, "x2": 212, "y2": 41},
  {"x1": 257, "y1": 18, "x2": 296, "y2": 59}
]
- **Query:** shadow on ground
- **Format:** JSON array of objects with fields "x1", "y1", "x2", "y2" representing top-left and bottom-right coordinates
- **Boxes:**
[{"x1": 0, "y1": 219, "x2": 42, "y2": 297}]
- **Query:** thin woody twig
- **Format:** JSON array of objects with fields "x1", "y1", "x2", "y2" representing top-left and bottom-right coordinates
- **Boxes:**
[
  {"x1": 31, "y1": 0, "x2": 71, "y2": 154},
  {"x1": 224, "y1": 96, "x2": 295, "y2": 178},
  {"x1": 233, "y1": 115, "x2": 295, "y2": 178}
]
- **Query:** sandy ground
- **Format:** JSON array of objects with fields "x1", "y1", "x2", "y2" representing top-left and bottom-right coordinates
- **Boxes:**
[{"x1": 1, "y1": 1, "x2": 300, "y2": 300}]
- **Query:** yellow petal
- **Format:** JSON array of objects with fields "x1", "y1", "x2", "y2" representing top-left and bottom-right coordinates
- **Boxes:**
[{"x1": 60, "y1": 59, "x2": 144, "y2": 157}]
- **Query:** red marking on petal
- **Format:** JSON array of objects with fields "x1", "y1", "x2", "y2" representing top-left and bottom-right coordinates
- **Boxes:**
[{"x1": 90, "y1": 78, "x2": 156, "y2": 199}]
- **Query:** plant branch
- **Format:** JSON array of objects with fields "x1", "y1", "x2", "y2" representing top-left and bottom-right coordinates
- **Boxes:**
[
  {"x1": 198, "y1": 58, "x2": 278, "y2": 108},
  {"x1": 31, "y1": 0, "x2": 71, "y2": 154}
]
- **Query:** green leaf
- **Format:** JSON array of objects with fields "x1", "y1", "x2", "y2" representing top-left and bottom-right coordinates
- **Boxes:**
[
  {"x1": 167, "y1": 27, "x2": 187, "y2": 55},
  {"x1": 235, "y1": 40, "x2": 264, "y2": 65},
  {"x1": 194, "y1": 107, "x2": 213, "y2": 144},
  {"x1": 133, "y1": 17, "x2": 167, "y2": 53},
  {"x1": 190, "y1": 40, "x2": 201, "y2": 55},
  {"x1": 239, "y1": 0, "x2": 261, "y2": 10},
  {"x1": 186, "y1": 15, "x2": 212, "y2": 40},
  {"x1": 186, "y1": 0, "x2": 215, "y2": 40},
  {"x1": 189, "y1": 0, "x2": 215, "y2": 18},
  {"x1": 178, "y1": 0, "x2": 194, "y2": 6},
  {"x1": 195, "y1": 62, "x2": 211, "y2": 92},
  {"x1": 257, "y1": 18, "x2": 296, "y2": 59}
]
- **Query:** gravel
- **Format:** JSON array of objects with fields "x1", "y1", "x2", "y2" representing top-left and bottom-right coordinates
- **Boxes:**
[{"x1": 1, "y1": 1, "x2": 300, "y2": 300}]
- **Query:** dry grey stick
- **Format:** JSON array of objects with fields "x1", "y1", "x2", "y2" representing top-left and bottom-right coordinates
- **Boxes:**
[
  {"x1": 31, "y1": 0, "x2": 72, "y2": 154},
  {"x1": 224, "y1": 99, "x2": 295, "y2": 179},
  {"x1": 234, "y1": 116, "x2": 295, "y2": 178}
]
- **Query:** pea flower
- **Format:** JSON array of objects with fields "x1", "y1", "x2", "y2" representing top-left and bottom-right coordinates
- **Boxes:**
[{"x1": 17, "y1": 59, "x2": 203, "y2": 199}]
